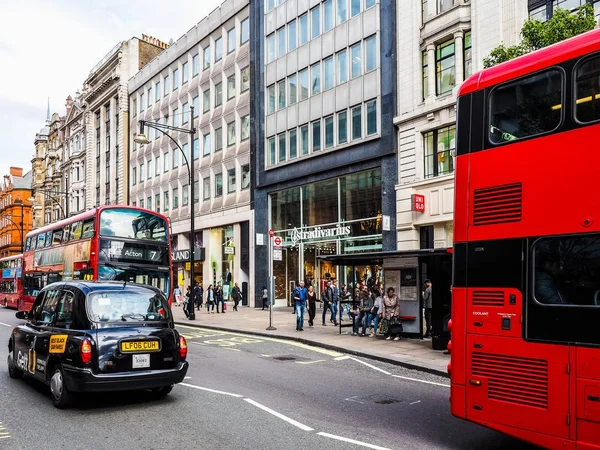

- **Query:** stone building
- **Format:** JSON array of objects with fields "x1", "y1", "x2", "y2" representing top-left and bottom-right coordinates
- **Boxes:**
[{"x1": 0, "y1": 167, "x2": 33, "y2": 257}]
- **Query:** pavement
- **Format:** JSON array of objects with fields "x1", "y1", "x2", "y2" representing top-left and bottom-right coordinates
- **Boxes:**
[{"x1": 172, "y1": 302, "x2": 450, "y2": 377}]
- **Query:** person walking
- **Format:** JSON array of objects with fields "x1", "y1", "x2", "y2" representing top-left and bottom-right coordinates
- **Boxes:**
[
  {"x1": 261, "y1": 286, "x2": 269, "y2": 310},
  {"x1": 422, "y1": 279, "x2": 432, "y2": 338},
  {"x1": 173, "y1": 285, "x2": 182, "y2": 307},
  {"x1": 292, "y1": 280, "x2": 308, "y2": 331},
  {"x1": 321, "y1": 281, "x2": 334, "y2": 326},
  {"x1": 231, "y1": 282, "x2": 242, "y2": 311},
  {"x1": 206, "y1": 284, "x2": 215, "y2": 313},
  {"x1": 194, "y1": 283, "x2": 203, "y2": 311},
  {"x1": 215, "y1": 282, "x2": 225, "y2": 313},
  {"x1": 380, "y1": 287, "x2": 402, "y2": 340},
  {"x1": 306, "y1": 285, "x2": 317, "y2": 327},
  {"x1": 331, "y1": 279, "x2": 340, "y2": 325}
]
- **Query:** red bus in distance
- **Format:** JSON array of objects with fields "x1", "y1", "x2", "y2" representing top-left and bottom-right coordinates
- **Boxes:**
[
  {"x1": 450, "y1": 28, "x2": 600, "y2": 449},
  {"x1": 21, "y1": 206, "x2": 173, "y2": 312},
  {"x1": 0, "y1": 254, "x2": 22, "y2": 309}
]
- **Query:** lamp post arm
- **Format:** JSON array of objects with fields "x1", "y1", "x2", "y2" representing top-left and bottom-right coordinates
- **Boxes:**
[
  {"x1": 0, "y1": 214, "x2": 24, "y2": 252},
  {"x1": 140, "y1": 122, "x2": 192, "y2": 185},
  {"x1": 43, "y1": 194, "x2": 66, "y2": 219}
]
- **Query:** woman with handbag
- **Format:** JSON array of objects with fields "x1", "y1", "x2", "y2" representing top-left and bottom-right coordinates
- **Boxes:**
[{"x1": 380, "y1": 287, "x2": 402, "y2": 341}]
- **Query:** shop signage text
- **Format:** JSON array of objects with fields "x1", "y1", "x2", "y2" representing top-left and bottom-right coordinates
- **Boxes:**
[
  {"x1": 290, "y1": 225, "x2": 351, "y2": 245},
  {"x1": 172, "y1": 249, "x2": 190, "y2": 262},
  {"x1": 411, "y1": 194, "x2": 425, "y2": 212}
]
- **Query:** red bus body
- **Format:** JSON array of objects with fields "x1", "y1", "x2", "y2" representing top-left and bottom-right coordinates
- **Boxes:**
[
  {"x1": 0, "y1": 254, "x2": 22, "y2": 309},
  {"x1": 451, "y1": 29, "x2": 600, "y2": 449},
  {"x1": 21, "y1": 206, "x2": 173, "y2": 312}
]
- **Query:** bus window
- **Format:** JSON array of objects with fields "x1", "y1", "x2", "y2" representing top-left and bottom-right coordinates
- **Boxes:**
[
  {"x1": 82, "y1": 219, "x2": 95, "y2": 239},
  {"x1": 37, "y1": 233, "x2": 46, "y2": 249},
  {"x1": 489, "y1": 69, "x2": 563, "y2": 144},
  {"x1": 25, "y1": 237, "x2": 31, "y2": 252},
  {"x1": 63, "y1": 225, "x2": 71, "y2": 243},
  {"x1": 53, "y1": 229, "x2": 63, "y2": 245},
  {"x1": 45, "y1": 231, "x2": 53, "y2": 247},
  {"x1": 575, "y1": 54, "x2": 600, "y2": 123},
  {"x1": 71, "y1": 221, "x2": 83, "y2": 240}
]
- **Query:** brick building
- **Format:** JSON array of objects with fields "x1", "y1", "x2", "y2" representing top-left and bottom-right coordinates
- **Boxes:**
[{"x1": 0, "y1": 167, "x2": 33, "y2": 257}]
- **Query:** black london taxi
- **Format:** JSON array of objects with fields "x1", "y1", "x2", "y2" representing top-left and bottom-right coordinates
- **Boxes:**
[{"x1": 6, "y1": 281, "x2": 189, "y2": 408}]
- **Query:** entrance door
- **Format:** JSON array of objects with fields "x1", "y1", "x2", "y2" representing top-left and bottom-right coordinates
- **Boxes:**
[{"x1": 303, "y1": 242, "x2": 337, "y2": 293}]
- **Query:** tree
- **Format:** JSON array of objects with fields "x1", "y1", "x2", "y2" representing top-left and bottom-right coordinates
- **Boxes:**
[{"x1": 483, "y1": 4, "x2": 596, "y2": 68}]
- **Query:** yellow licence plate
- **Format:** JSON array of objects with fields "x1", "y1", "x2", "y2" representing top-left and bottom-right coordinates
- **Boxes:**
[{"x1": 120, "y1": 340, "x2": 160, "y2": 352}]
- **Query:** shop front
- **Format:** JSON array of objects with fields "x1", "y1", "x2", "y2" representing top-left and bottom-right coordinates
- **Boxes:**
[{"x1": 269, "y1": 168, "x2": 383, "y2": 304}]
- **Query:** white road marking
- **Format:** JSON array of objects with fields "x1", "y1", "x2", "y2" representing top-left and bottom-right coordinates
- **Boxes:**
[
  {"x1": 345, "y1": 396, "x2": 365, "y2": 404},
  {"x1": 0, "y1": 322, "x2": 12, "y2": 328},
  {"x1": 225, "y1": 348, "x2": 242, "y2": 352},
  {"x1": 317, "y1": 432, "x2": 391, "y2": 450},
  {"x1": 334, "y1": 355, "x2": 351, "y2": 361},
  {"x1": 349, "y1": 357, "x2": 391, "y2": 375},
  {"x1": 0, "y1": 436, "x2": 11, "y2": 439},
  {"x1": 391, "y1": 375, "x2": 449, "y2": 388},
  {"x1": 180, "y1": 383, "x2": 243, "y2": 398},
  {"x1": 244, "y1": 398, "x2": 314, "y2": 431},
  {"x1": 295, "y1": 359, "x2": 325, "y2": 365},
  {"x1": 184, "y1": 376, "x2": 192, "y2": 379},
  {"x1": 410, "y1": 400, "x2": 421, "y2": 405},
  {"x1": 261, "y1": 354, "x2": 271, "y2": 357}
]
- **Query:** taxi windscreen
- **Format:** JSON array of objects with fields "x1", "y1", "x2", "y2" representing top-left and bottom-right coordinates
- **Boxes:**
[{"x1": 88, "y1": 290, "x2": 170, "y2": 322}]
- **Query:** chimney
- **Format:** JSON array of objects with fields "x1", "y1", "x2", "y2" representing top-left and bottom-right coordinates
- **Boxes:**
[{"x1": 9, "y1": 167, "x2": 23, "y2": 177}]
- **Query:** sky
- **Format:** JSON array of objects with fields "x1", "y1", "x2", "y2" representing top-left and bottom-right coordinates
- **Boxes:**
[{"x1": 0, "y1": 0, "x2": 224, "y2": 180}]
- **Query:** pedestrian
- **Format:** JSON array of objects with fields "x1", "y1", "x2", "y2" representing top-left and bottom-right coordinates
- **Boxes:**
[
  {"x1": 173, "y1": 285, "x2": 182, "y2": 307},
  {"x1": 307, "y1": 285, "x2": 317, "y2": 327},
  {"x1": 367, "y1": 290, "x2": 382, "y2": 337},
  {"x1": 422, "y1": 279, "x2": 432, "y2": 338},
  {"x1": 183, "y1": 286, "x2": 190, "y2": 318},
  {"x1": 331, "y1": 279, "x2": 340, "y2": 325},
  {"x1": 357, "y1": 288, "x2": 374, "y2": 336},
  {"x1": 261, "y1": 286, "x2": 268, "y2": 310},
  {"x1": 380, "y1": 287, "x2": 402, "y2": 341},
  {"x1": 194, "y1": 283, "x2": 203, "y2": 311},
  {"x1": 292, "y1": 280, "x2": 308, "y2": 331},
  {"x1": 231, "y1": 282, "x2": 242, "y2": 311},
  {"x1": 321, "y1": 281, "x2": 333, "y2": 326},
  {"x1": 206, "y1": 284, "x2": 215, "y2": 313},
  {"x1": 215, "y1": 282, "x2": 225, "y2": 313}
]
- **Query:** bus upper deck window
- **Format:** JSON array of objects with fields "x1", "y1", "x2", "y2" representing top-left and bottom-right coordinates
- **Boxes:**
[
  {"x1": 82, "y1": 219, "x2": 95, "y2": 239},
  {"x1": 489, "y1": 69, "x2": 563, "y2": 144},
  {"x1": 575, "y1": 55, "x2": 600, "y2": 123}
]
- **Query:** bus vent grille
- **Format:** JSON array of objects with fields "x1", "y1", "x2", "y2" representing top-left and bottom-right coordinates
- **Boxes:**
[
  {"x1": 473, "y1": 183, "x2": 522, "y2": 226},
  {"x1": 472, "y1": 290, "x2": 504, "y2": 307},
  {"x1": 472, "y1": 352, "x2": 548, "y2": 409}
]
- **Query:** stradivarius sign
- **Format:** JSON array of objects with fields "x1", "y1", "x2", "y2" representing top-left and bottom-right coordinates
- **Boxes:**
[{"x1": 290, "y1": 225, "x2": 351, "y2": 245}]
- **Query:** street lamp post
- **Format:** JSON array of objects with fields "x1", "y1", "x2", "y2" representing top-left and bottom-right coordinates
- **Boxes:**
[
  {"x1": 13, "y1": 199, "x2": 24, "y2": 254},
  {"x1": 134, "y1": 106, "x2": 196, "y2": 320},
  {"x1": 0, "y1": 214, "x2": 23, "y2": 255}
]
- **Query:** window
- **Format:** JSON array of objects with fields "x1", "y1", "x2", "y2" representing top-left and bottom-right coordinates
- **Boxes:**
[
  {"x1": 215, "y1": 173, "x2": 223, "y2": 197},
  {"x1": 203, "y1": 88, "x2": 210, "y2": 113},
  {"x1": 203, "y1": 177, "x2": 211, "y2": 200},
  {"x1": 301, "y1": 124, "x2": 309, "y2": 155},
  {"x1": 365, "y1": 0, "x2": 376, "y2": 7},
  {"x1": 140, "y1": 93, "x2": 144, "y2": 112},
  {"x1": 227, "y1": 121, "x2": 236, "y2": 146},
  {"x1": 241, "y1": 17, "x2": 250, "y2": 44},
  {"x1": 241, "y1": 114, "x2": 250, "y2": 141},
  {"x1": 575, "y1": 55, "x2": 600, "y2": 123},
  {"x1": 351, "y1": 0, "x2": 361, "y2": 16},
  {"x1": 203, "y1": 133, "x2": 211, "y2": 156},
  {"x1": 227, "y1": 75, "x2": 236, "y2": 99},
  {"x1": 183, "y1": 102, "x2": 190, "y2": 124},
  {"x1": 268, "y1": 137, "x2": 276, "y2": 165},
  {"x1": 215, "y1": 82, "x2": 222, "y2": 107},
  {"x1": 422, "y1": 51, "x2": 429, "y2": 100},
  {"x1": 278, "y1": 133, "x2": 286, "y2": 162},
  {"x1": 436, "y1": 39, "x2": 455, "y2": 95},
  {"x1": 351, "y1": 43, "x2": 362, "y2": 78},
  {"x1": 182, "y1": 184, "x2": 189, "y2": 205},
  {"x1": 324, "y1": 57, "x2": 334, "y2": 90},
  {"x1": 173, "y1": 108, "x2": 179, "y2": 127},
  {"x1": 228, "y1": 27, "x2": 236, "y2": 53},
  {"x1": 147, "y1": 196, "x2": 152, "y2": 210},
  {"x1": 288, "y1": 74, "x2": 297, "y2": 105},
  {"x1": 140, "y1": 163, "x2": 145, "y2": 180},
  {"x1": 173, "y1": 149, "x2": 179, "y2": 168},
  {"x1": 366, "y1": 100, "x2": 377, "y2": 135},
  {"x1": 337, "y1": 50, "x2": 347, "y2": 84},
  {"x1": 132, "y1": 167, "x2": 137, "y2": 185},
  {"x1": 490, "y1": 70, "x2": 562, "y2": 144},
  {"x1": 311, "y1": 62, "x2": 321, "y2": 95},
  {"x1": 365, "y1": 35, "x2": 377, "y2": 72},
  {"x1": 464, "y1": 31, "x2": 472, "y2": 79},
  {"x1": 132, "y1": 98, "x2": 137, "y2": 117},
  {"x1": 203, "y1": 46, "x2": 211, "y2": 69},
  {"x1": 352, "y1": 105, "x2": 362, "y2": 139},
  {"x1": 277, "y1": 27, "x2": 286, "y2": 58},
  {"x1": 227, "y1": 168, "x2": 236, "y2": 193},
  {"x1": 193, "y1": 54, "x2": 199, "y2": 77},
  {"x1": 193, "y1": 138, "x2": 200, "y2": 160},
  {"x1": 312, "y1": 120, "x2": 321, "y2": 151},
  {"x1": 289, "y1": 129, "x2": 298, "y2": 159},
  {"x1": 164, "y1": 191, "x2": 169, "y2": 211},
  {"x1": 194, "y1": 180, "x2": 199, "y2": 203},
  {"x1": 241, "y1": 66, "x2": 250, "y2": 92},
  {"x1": 164, "y1": 75, "x2": 170, "y2": 96},
  {"x1": 311, "y1": 6, "x2": 321, "y2": 39},
  {"x1": 337, "y1": 0, "x2": 347, "y2": 24},
  {"x1": 267, "y1": 33, "x2": 275, "y2": 63},
  {"x1": 338, "y1": 111, "x2": 348, "y2": 144},
  {"x1": 299, "y1": 14, "x2": 309, "y2": 45},
  {"x1": 268, "y1": 84, "x2": 276, "y2": 114},
  {"x1": 529, "y1": 4, "x2": 547, "y2": 21},
  {"x1": 323, "y1": 0, "x2": 334, "y2": 32},
  {"x1": 241, "y1": 164, "x2": 250, "y2": 189},
  {"x1": 182, "y1": 61, "x2": 189, "y2": 84},
  {"x1": 437, "y1": 0, "x2": 453, "y2": 13},
  {"x1": 325, "y1": 116, "x2": 334, "y2": 148},
  {"x1": 288, "y1": 19, "x2": 297, "y2": 51},
  {"x1": 193, "y1": 96, "x2": 199, "y2": 117},
  {"x1": 423, "y1": 124, "x2": 455, "y2": 178},
  {"x1": 299, "y1": 69, "x2": 309, "y2": 100},
  {"x1": 147, "y1": 159, "x2": 153, "y2": 179},
  {"x1": 155, "y1": 156, "x2": 160, "y2": 175},
  {"x1": 155, "y1": 81, "x2": 161, "y2": 101},
  {"x1": 215, "y1": 127, "x2": 223, "y2": 151},
  {"x1": 164, "y1": 152, "x2": 169, "y2": 172},
  {"x1": 139, "y1": 199, "x2": 144, "y2": 208},
  {"x1": 147, "y1": 87, "x2": 152, "y2": 107},
  {"x1": 278, "y1": 80, "x2": 286, "y2": 109},
  {"x1": 172, "y1": 187, "x2": 179, "y2": 208},
  {"x1": 215, "y1": 37, "x2": 223, "y2": 61},
  {"x1": 173, "y1": 68, "x2": 179, "y2": 90}
]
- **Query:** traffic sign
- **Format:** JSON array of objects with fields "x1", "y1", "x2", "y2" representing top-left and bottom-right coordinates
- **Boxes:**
[
  {"x1": 269, "y1": 229, "x2": 275, "y2": 237},
  {"x1": 273, "y1": 249, "x2": 283, "y2": 261},
  {"x1": 273, "y1": 236, "x2": 282, "y2": 247}
]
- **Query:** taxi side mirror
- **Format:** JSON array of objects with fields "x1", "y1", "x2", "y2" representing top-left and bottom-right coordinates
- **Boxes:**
[{"x1": 16, "y1": 311, "x2": 28, "y2": 320}]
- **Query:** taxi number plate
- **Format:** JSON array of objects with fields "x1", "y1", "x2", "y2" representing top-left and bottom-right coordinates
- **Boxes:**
[
  {"x1": 121, "y1": 341, "x2": 159, "y2": 352},
  {"x1": 132, "y1": 354, "x2": 150, "y2": 369}
]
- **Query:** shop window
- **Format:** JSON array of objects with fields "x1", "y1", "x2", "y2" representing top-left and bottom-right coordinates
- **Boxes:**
[
  {"x1": 436, "y1": 39, "x2": 455, "y2": 95},
  {"x1": 270, "y1": 187, "x2": 301, "y2": 231},
  {"x1": 340, "y1": 168, "x2": 382, "y2": 223},
  {"x1": 424, "y1": 124, "x2": 455, "y2": 178},
  {"x1": 302, "y1": 178, "x2": 338, "y2": 226}
]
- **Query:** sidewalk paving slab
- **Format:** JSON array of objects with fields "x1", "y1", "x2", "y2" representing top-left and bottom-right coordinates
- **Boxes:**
[{"x1": 173, "y1": 304, "x2": 450, "y2": 378}]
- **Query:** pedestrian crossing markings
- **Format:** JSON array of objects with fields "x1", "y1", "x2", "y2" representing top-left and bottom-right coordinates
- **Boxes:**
[{"x1": 0, "y1": 421, "x2": 11, "y2": 439}]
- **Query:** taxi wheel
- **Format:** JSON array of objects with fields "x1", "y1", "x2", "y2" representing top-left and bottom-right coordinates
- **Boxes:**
[
  {"x1": 7, "y1": 350, "x2": 22, "y2": 379},
  {"x1": 50, "y1": 366, "x2": 72, "y2": 409},
  {"x1": 151, "y1": 385, "x2": 173, "y2": 398}
]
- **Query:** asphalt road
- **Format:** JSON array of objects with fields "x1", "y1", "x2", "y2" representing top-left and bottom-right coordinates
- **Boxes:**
[{"x1": 0, "y1": 307, "x2": 538, "y2": 450}]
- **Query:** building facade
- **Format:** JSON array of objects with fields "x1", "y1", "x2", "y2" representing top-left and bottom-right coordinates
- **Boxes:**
[
  {"x1": 61, "y1": 93, "x2": 87, "y2": 216},
  {"x1": 394, "y1": 0, "x2": 527, "y2": 252},
  {"x1": 251, "y1": 0, "x2": 397, "y2": 305},
  {"x1": 128, "y1": 0, "x2": 252, "y2": 299},
  {"x1": 0, "y1": 168, "x2": 33, "y2": 257},
  {"x1": 83, "y1": 36, "x2": 167, "y2": 209}
]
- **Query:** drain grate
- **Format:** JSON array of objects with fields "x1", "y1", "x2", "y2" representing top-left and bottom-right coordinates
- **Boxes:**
[
  {"x1": 360, "y1": 394, "x2": 401, "y2": 405},
  {"x1": 273, "y1": 356, "x2": 296, "y2": 361}
]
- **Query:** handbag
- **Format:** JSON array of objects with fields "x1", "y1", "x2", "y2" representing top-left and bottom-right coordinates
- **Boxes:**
[{"x1": 390, "y1": 317, "x2": 403, "y2": 335}]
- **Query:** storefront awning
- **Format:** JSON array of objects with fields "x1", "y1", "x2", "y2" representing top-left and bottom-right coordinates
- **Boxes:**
[{"x1": 316, "y1": 248, "x2": 452, "y2": 266}]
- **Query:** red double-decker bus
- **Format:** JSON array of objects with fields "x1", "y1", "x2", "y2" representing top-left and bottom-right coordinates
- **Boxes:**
[
  {"x1": 0, "y1": 254, "x2": 22, "y2": 309},
  {"x1": 21, "y1": 206, "x2": 173, "y2": 312},
  {"x1": 450, "y1": 28, "x2": 600, "y2": 449}
]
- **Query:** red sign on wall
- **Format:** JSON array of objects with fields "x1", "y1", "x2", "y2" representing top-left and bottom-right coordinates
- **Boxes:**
[{"x1": 412, "y1": 194, "x2": 425, "y2": 212}]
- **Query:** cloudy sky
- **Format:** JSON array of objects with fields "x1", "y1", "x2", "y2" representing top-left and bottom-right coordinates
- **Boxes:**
[{"x1": 0, "y1": 0, "x2": 223, "y2": 180}]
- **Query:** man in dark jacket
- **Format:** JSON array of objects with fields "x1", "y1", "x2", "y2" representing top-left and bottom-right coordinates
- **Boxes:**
[
  {"x1": 194, "y1": 283, "x2": 203, "y2": 311},
  {"x1": 231, "y1": 282, "x2": 242, "y2": 311},
  {"x1": 422, "y1": 280, "x2": 432, "y2": 338}
]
